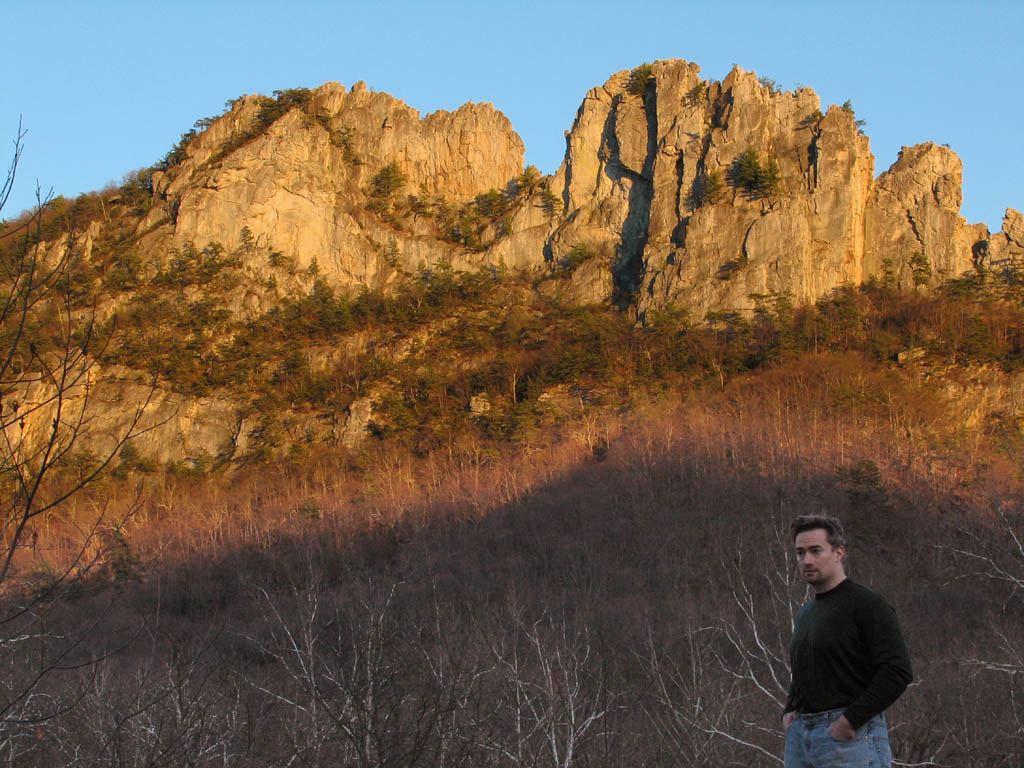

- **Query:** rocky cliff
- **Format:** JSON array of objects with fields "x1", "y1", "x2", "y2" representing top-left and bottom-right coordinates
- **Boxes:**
[
  {"x1": 124, "y1": 59, "x2": 1016, "y2": 321},
  {"x1": 6, "y1": 58, "x2": 1021, "y2": 468},
  {"x1": 545, "y1": 60, "x2": 1007, "y2": 319},
  {"x1": 135, "y1": 81, "x2": 527, "y2": 297}
]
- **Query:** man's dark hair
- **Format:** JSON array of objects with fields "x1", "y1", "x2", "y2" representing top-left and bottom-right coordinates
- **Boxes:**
[{"x1": 790, "y1": 515, "x2": 847, "y2": 549}]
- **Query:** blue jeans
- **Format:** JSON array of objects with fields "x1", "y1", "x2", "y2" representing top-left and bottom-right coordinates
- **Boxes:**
[{"x1": 784, "y1": 709, "x2": 892, "y2": 768}]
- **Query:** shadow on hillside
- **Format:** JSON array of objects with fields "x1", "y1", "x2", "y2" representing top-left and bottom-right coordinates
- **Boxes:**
[{"x1": 5, "y1": 410, "x2": 1022, "y2": 766}]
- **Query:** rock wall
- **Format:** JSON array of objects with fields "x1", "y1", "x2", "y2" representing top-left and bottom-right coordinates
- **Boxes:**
[
  {"x1": 124, "y1": 60, "x2": 1009, "y2": 321},
  {"x1": 981, "y1": 207, "x2": 1024, "y2": 272},
  {"x1": 863, "y1": 142, "x2": 988, "y2": 287},
  {"x1": 541, "y1": 60, "x2": 988, "y2": 320},
  {"x1": 142, "y1": 81, "x2": 527, "y2": 292}
]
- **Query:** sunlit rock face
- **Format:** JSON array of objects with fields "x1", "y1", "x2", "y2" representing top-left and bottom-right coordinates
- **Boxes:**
[
  {"x1": 134, "y1": 59, "x2": 992, "y2": 320},
  {"x1": 545, "y1": 59, "x2": 981, "y2": 320},
  {"x1": 145, "y1": 81, "x2": 529, "y2": 294}
]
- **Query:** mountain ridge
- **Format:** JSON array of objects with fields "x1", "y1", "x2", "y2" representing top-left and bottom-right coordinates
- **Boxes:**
[
  {"x1": 3, "y1": 57, "x2": 1023, "y2": 469},
  {"x1": 125, "y1": 60, "x2": 1024, "y2": 318}
]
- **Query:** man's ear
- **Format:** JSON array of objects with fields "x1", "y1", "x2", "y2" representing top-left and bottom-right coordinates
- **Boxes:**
[{"x1": 835, "y1": 545, "x2": 846, "y2": 561}]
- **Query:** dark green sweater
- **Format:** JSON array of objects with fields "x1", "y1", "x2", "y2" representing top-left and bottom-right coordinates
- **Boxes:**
[{"x1": 785, "y1": 579, "x2": 912, "y2": 729}]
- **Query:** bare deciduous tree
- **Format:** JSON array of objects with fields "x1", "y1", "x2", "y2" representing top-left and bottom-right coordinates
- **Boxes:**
[
  {"x1": 487, "y1": 609, "x2": 614, "y2": 768},
  {"x1": 639, "y1": 521, "x2": 801, "y2": 766},
  {"x1": 941, "y1": 510, "x2": 1024, "y2": 763},
  {"x1": 0, "y1": 123, "x2": 152, "y2": 751},
  {"x1": 243, "y1": 575, "x2": 486, "y2": 767}
]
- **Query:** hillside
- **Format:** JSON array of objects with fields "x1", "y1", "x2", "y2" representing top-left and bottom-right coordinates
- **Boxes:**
[
  {"x1": 1, "y1": 353, "x2": 1022, "y2": 765},
  {"x1": 2, "y1": 58, "x2": 1023, "y2": 471},
  {"x1": 1, "y1": 58, "x2": 1024, "y2": 765}
]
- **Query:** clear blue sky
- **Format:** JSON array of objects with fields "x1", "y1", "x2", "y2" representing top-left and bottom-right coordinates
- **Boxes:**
[{"x1": 3, "y1": 1, "x2": 1020, "y2": 231}]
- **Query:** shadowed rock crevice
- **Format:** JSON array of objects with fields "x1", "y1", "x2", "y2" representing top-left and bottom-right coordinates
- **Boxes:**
[
  {"x1": 905, "y1": 210, "x2": 926, "y2": 254},
  {"x1": 611, "y1": 91, "x2": 658, "y2": 309}
]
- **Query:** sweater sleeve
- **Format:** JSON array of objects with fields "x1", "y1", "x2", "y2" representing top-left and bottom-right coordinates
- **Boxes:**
[{"x1": 842, "y1": 595, "x2": 913, "y2": 729}]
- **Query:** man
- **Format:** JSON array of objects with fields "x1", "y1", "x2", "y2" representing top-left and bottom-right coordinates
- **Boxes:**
[{"x1": 782, "y1": 515, "x2": 912, "y2": 768}]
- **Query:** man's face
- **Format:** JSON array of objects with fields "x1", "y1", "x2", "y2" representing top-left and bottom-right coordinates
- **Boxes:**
[{"x1": 794, "y1": 527, "x2": 846, "y2": 593}]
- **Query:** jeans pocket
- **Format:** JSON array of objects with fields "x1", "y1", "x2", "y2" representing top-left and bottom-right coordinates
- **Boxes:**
[
  {"x1": 820, "y1": 733, "x2": 872, "y2": 767},
  {"x1": 827, "y1": 723, "x2": 864, "y2": 743}
]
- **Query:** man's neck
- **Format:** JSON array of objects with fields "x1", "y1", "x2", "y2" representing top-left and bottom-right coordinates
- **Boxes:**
[{"x1": 813, "y1": 574, "x2": 847, "y2": 595}]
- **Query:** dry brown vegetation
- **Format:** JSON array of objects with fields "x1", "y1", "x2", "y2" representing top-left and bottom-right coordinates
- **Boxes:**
[
  {"x1": 6, "y1": 120, "x2": 1024, "y2": 764},
  {"x1": 3, "y1": 348, "x2": 1024, "y2": 766}
]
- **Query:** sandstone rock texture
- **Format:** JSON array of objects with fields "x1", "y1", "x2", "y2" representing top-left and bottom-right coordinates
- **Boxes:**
[
  {"x1": 144, "y1": 81, "x2": 527, "y2": 291},
  {"x1": 542, "y1": 60, "x2": 991, "y2": 321},
  {"x1": 132, "y1": 60, "x2": 1006, "y2": 322},
  {"x1": 341, "y1": 397, "x2": 374, "y2": 450},
  {"x1": 984, "y1": 207, "x2": 1024, "y2": 270}
]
